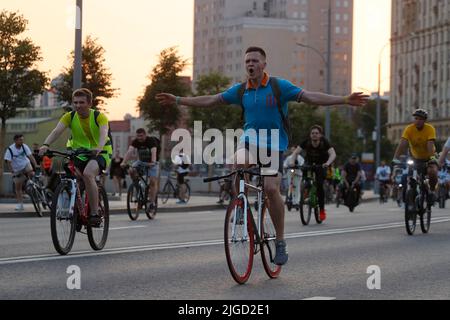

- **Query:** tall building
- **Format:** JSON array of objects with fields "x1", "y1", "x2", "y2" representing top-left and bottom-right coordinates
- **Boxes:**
[
  {"x1": 389, "y1": 0, "x2": 450, "y2": 143},
  {"x1": 193, "y1": 0, "x2": 353, "y2": 96}
]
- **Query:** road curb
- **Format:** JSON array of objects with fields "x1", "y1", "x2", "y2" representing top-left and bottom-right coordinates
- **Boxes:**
[{"x1": 0, "y1": 196, "x2": 378, "y2": 218}]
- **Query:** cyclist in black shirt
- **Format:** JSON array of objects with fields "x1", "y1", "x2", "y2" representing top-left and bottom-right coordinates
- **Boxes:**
[
  {"x1": 121, "y1": 128, "x2": 160, "y2": 210},
  {"x1": 341, "y1": 154, "x2": 362, "y2": 200},
  {"x1": 290, "y1": 125, "x2": 336, "y2": 221}
]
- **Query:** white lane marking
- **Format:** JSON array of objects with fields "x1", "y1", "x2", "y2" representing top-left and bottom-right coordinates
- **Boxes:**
[
  {"x1": 109, "y1": 226, "x2": 147, "y2": 230},
  {"x1": 1, "y1": 217, "x2": 450, "y2": 265},
  {"x1": 303, "y1": 297, "x2": 336, "y2": 300}
]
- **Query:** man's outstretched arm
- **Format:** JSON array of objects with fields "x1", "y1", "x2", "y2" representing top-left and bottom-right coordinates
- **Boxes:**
[
  {"x1": 300, "y1": 90, "x2": 369, "y2": 107},
  {"x1": 156, "y1": 93, "x2": 223, "y2": 108}
]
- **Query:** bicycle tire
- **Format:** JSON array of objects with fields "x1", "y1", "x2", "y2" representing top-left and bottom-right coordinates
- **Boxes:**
[
  {"x1": 405, "y1": 188, "x2": 417, "y2": 235},
  {"x1": 87, "y1": 185, "x2": 109, "y2": 251},
  {"x1": 161, "y1": 182, "x2": 172, "y2": 204},
  {"x1": 30, "y1": 186, "x2": 43, "y2": 217},
  {"x1": 127, "y1": 183, "x2": 142, "y2": 221},
  {"x1": 50, "y1": 182, "x2": 77, "y2": 255},
  {"x1": 299, "y1": 190, "x2": 312, "y2": 226},
  {"x1": 439, "y1": 187, "x2": 446, "y2": 209},
  {"x1": 183, "y1": 183, "x2": 191, "y2": 203},
  {"x1": 313, "y1": 205, "x2": 322, "y2": 224},
  {"x1": 146, "y1": 195, "x2": 158, "y2": 220},
  {"x1": 224, "y1": 198, "x2": 254, "y2": 285},
  {"x1": 420, "y1": 193, "x2": 431, "y2": 234},
  {"x1": 260, "y1": 200, "x2": 282, "y2": 279}
]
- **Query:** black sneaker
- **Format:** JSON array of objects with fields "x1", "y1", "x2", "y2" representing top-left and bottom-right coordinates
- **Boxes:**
[
  {"x1": 89, "y1": 214, "x2": 102, "y2": 228},
  {"x1": 274, "y1": 240, "x2": 288, "y2": 266}
]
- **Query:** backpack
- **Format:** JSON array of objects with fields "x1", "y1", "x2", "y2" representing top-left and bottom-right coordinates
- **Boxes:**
[
  {"x1": 237, "y1": 77, "x2": 292, "y2": 144},
  {"x1": 70, "y1": 110, "x2": 114, "y2": 150}
]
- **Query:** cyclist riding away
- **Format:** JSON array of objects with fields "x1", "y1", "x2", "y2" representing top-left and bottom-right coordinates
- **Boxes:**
[
  {"x1": 173, "y1": 150, "x2": 191, "y2": 204},
  {"x1": 290, "y1": 125, "x2": 336, "y2": 221},
  {"x1": 376, "y1": 160, "x2": 392, "y2": 200},
  {"x1": 341, "y1": 154, "x2": 362, "y2": 201},
  {"x1": 4, "y1": 134, "x2": 38, "y2": 211},
  {"x1": 393, "y1": 109, "x2": 438, "y2": 204},
  {"x1": 283, "y1": 145, "x2": 305, "y2": 208},
  {"x1": 121, "y1": 128, "x2": 160, "y2": 211},
  {"x1": 39, "y1": 88, "x2": 113, "y2": 225},
  {"x1": 156, "y1": 46, "x2": 368, "y2": 265}
]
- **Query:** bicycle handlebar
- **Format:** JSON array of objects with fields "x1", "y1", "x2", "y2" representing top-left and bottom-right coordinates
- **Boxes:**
[
  {"x1": 45, "y1": 149, "x2": 107, "y2": 159},
  {"x1": 203, "y1": 166, "x2": 278, "y2": 183}
]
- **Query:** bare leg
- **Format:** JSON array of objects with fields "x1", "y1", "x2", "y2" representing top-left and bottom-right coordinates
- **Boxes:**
[
  {"x1": 83, "y1": 160, "x2": 100, "y2": 216},
  {"x1": 264, "y1": 175, "x2": 284, "y2": 241}
]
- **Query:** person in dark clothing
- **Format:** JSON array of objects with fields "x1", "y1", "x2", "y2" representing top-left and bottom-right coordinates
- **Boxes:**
[
  {"x1": 110, "y1": 151, "x2": 126, "y2": 196},
  {"x1": 290, "y1": 125, "x2": 336, "y2": 221},
  {"x1": 341, "y1": 154, "x2": 362, "y2": 200}
]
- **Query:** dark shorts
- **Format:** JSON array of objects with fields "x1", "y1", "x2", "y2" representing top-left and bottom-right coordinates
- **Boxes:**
[
  {"x1": 177, "y1": 172, "x2": 188, "y2": 184},
  {"x1": 240, "y1": 142, "x2": 283, "y2": 174},
  {"x1": 74, "y1": 155, "x2": 107, "y2": 174}
]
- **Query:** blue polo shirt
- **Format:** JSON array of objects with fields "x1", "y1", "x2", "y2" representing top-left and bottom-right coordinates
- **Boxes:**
[{"x1": 220, "y1": 73, "x2": 302, "y2": 151}]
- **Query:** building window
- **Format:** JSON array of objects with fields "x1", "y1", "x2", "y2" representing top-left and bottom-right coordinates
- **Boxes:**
[{"x1": 335, "y1": 26, "x2": 341, "y2": 34}]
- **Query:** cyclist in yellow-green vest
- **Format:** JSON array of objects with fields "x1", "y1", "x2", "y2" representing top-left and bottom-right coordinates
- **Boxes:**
[{"x1": 39, "y1": 88, "x2": 113, "y2": 225}]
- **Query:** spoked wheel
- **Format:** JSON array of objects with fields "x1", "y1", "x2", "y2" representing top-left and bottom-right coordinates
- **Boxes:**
[
  {"x1": 50, "y1": 182, "x2": 77, "y2": 255},
  {"x1": 224, "y1": 198, "x2": 254, "y2": 285},
  {"x1": 260, "y1": 200, "x2": 281, "y2": 279},
  {"x1": 161, "y1": 183, "x2": 171, "y2": 204},
  {"x1": 396, "y1": 187, "x2": 403, "y2": 207},
  {"x1": 146, "y1": 196, "x2": 158, "y2": 220},
  {"x1": 313, "y1": 205, "x2": 322, "y2": 224},
  {"x1": 405, "y1": 189, "x2": 417, "y2": 235},
  {"x1": 420, "y1": 194, "x2": 431, "y2": 234},
  {"x1": 87, "y1": 186, "x2": 109, "y2": 251},
  {"x1": 299, "y1": 190, "x2": 312, "y2": 226},
  {"x1": 28, "y1": 185, "x2": 43, "y2": 217},
  {"x1": 178, "y1": 183, "x2": 191, "y2": 203},
  {"x1": 127, "y1": 183, "x2": 144, "y2": 220},
  {"x1": 438, "y1": 186, "x2": 446, "y2": 209}
]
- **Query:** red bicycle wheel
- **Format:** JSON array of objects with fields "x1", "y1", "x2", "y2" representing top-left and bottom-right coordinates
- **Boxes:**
[
  {"x1": 260, "y1": 200, "x2": 282, "y2": 278},
  {"x1": 224, "y1": 198, "x2": 254, "y2": 284}
]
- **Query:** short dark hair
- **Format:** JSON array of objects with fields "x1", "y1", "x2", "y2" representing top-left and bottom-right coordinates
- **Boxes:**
[
  {"x1": 245, "y1": 46, "x2": 266, "y2": 58},
  {"x1": 72, "y1": 88, "x2": 93, "y2": 104},
  {"x1": 136, "y1": 128, "x2": 146, "y2": 135},
  {"x1": 310, "y1": 125, "x2": 324, "y2": 134},
  {"x1": 13, "y1": 134, "x2": 24, "y2": 141}
]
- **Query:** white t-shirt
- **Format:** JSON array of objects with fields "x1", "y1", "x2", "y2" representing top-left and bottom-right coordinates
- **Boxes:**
[
  {"x1": 376, "y1": 165, "x2": 391, "y2": 181},
  {"x1": 283, "y1": 154, "x2": 305, "y2": 169},
  {"x1": 173, "y1": 153, "x2": 191, "y2": 174},
  {"x1": 4, "y1": 143, "x2": 32, "y2": 173}
]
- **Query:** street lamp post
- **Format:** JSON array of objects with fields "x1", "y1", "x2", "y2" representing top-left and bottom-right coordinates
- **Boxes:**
[
  {"x1": 376, "y1": 42, "x2": 390, "y2": 173},
  {"x1": 295, "y1": 0, "x2": 332, "y2": 140},
  {"x1": 73, "y1": 0, "x2": 83, "y2": 90}
]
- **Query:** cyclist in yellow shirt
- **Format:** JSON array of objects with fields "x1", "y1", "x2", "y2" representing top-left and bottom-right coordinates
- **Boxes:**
[
  {"x1": 393, "y1": 109, "x2": 438, "y2": 201},
  {"x1": 39, "y1": 88, "x2": 113, "y2": 225}
]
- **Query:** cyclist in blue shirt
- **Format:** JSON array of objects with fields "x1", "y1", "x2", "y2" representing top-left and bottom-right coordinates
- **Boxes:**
[{"x1": 156, "y1": 46, "x2": 368, "y2": 266}]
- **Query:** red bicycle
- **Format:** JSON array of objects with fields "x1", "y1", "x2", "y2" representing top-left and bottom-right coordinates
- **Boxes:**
[{"x1": 46, "y1": 149, "x2": 109, "y2": 255}]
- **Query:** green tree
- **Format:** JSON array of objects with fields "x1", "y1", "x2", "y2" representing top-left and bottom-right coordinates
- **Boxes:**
[
  {"x1": 0, "y1": 10, "x2": 48, "y2": 180},
  {"x1": 189, "y1": 72, "x2": 241, "y2": 131},
  {"x1": 138, "y1": 47, "x2": 190, "y2": 136},
  {"x1": 55, "y1": 35, "x2": 118, "y2": 110}
]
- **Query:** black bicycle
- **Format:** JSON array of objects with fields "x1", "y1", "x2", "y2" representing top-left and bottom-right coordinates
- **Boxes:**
[
  {"x1": 160, "y1": 173, "x2": 191, "y2": 204},
  {"x1": 126, "y1": 164, "x2": 158, "y2": 220},
  {"x1": 378, "y1": 180, "x2": 390, "y2": 204},
  {"x1": 397, "y1": 159, "x2": 432, "y2": 235},
  {"x1": 24, "y1": 169, "x2": 54, "y2": 217}
]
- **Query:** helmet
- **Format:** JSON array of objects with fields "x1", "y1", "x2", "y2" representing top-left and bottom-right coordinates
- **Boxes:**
[{"x1": 412, "y1": 109, "x2": 428, "y2": 120}]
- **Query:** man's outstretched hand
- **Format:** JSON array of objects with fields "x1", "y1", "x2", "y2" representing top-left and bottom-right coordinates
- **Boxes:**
[
  {"x1": 156, "y1": 93, "x2": 176, "y2": 106},
  {"x1": 346, "y1": 92, "x2": 370, "y2": 107}
]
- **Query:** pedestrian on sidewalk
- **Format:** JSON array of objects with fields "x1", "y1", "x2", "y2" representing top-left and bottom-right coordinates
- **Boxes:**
[
  {"x1": 110, "y1": 151, "x2": 126, "y2": 197},
  {"x1": 4, "y1": 134, "x2": 38, "y2": 211}
]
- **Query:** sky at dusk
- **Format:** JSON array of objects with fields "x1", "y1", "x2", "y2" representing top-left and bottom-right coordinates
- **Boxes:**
[{"x1": 1, "y1": 0, "x2": 391, "y2": 120}]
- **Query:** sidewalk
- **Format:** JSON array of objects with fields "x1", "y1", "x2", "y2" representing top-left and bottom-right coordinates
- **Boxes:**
[{"x1": 0, "y1": 191, "x2": 378, "y2": 218}]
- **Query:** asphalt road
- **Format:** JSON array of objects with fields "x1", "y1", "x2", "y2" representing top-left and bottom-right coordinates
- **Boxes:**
[{"x1": 1, "y1": 200, "x2": 450, "y2": 300}]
